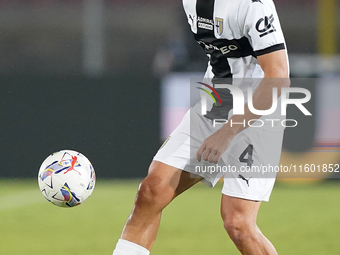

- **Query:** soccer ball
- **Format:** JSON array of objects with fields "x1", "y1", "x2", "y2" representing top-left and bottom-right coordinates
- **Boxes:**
[{"x1": 38, "y1": 150, "x2": 96, "y2": 207}]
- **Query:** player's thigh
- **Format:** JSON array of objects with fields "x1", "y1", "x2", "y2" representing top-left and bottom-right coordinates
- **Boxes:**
[
  {"x1": 144, "y1": 160, "x2": 202, "y2": 200},
  {"x1": 220, "y1": 194, "x2": 261, "y2": 228}
]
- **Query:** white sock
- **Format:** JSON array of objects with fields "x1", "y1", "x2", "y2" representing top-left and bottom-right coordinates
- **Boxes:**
[{"x1": 112, "y1": 239, "x2": 150, "y2": 255}]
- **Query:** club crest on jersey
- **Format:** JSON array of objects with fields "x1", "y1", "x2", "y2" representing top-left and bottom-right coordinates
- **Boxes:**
[{"x1": 215, "y1": 17, "x2": 223, "y2": 36}]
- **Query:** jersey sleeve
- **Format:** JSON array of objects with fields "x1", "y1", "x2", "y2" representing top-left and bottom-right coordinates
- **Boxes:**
[{"x1": 239, "y1": 0, "x2": 286, "y2": 57}]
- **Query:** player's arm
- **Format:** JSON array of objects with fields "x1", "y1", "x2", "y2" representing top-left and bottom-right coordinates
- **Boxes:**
[
  {"x1": 196, "y1": 49, "x2": 290, "y2": 163},
  {"x1": 258, "y1": 48, "x2": 289, "y2": 78},
  {"x1": 225, "y1": 48, "x2": 290, "y2": 133}
]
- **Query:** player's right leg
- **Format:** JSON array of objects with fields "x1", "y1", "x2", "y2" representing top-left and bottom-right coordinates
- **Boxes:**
[
  {"x1": 112, "y1": 108, "x2": 219, "y2": 255},
  {"x1": 112, "y1": 160, "x2": 202, "y2": 255}
]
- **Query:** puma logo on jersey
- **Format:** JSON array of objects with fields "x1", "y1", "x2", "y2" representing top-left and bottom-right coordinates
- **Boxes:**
[
  {"x1": 252, "y1": 0, "x2": 263, "y2": 3},
  {"x1": 255, "y1": 14, "x2": 276, "y2": 37},
  {"x1": 238, "y1": 174, "x2": 251, "y2": 187},
  {"x1": 189, "y1": 14, "x2": 195, "y2": 24}
]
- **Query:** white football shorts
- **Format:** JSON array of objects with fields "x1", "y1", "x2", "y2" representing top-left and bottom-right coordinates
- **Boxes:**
[{"x1": 154, "y1": 105, "x2": 284, "y2": 202}]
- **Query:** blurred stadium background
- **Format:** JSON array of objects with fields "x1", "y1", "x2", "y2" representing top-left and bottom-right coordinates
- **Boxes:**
[{"x1": 0, "y1": 0, "x2": 340, "y2": 254}]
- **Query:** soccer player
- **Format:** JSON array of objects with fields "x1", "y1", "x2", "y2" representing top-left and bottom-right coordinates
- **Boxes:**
[{"x1": 112, "y1": 0, "x2": 289, "y2": 254}]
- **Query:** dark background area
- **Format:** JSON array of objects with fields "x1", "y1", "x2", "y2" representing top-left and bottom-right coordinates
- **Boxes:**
[{"x1": 0, "y1": 74, "x2": 160, "y2": 178}]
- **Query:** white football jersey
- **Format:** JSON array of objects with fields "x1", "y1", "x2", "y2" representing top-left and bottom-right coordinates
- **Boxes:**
[
  {"x1": 183, "y1": 0, "x2": 288, "y2": 130},
  {"x1": 183, "y1": 0, "x2": 287, "y2": 79}
]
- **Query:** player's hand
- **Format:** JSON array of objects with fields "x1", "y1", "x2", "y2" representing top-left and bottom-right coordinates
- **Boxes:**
[{"x1": 196, "y1": 127, "x2": 235, "y2": 164}]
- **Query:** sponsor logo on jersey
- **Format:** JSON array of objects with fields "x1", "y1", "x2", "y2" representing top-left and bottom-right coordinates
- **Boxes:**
[
  {"x1": 197, "y1": 40, "x2": 239, "y2": 55},
  {"x1": 215, "y1": 17, "x2": 223, "y2": 36},
  {"x1": 197, "y1": 16, "x2": 214, "y2": 31},
  {"x1": 256, "y1": 14, "x2": 276, "y2": 37}
]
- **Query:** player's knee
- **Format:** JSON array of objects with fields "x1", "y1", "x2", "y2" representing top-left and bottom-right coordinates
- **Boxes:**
[
  {"x1": 223, "y1": 215, "x2": 255, "y2": 246},
  {"x1": 136, "y1": 178, "x2": 161, "y2": 206},
  {"x1": 135, "y1": 175, "x2": 173, "y2": 210}
]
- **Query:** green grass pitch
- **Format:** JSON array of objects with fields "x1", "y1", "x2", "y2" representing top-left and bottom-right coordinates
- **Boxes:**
[{"x1": 0, "y1": 179, "x2": 339, "y2": 255}]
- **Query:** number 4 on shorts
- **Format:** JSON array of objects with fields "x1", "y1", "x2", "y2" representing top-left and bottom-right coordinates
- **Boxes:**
[{"x1": 239, "y1": 144, "x2": 254, "y2": 167}]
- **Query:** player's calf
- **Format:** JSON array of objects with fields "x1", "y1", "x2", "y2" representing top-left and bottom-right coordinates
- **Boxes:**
[
  {"x1": 220, "y1": 196, "x2": 278, "y2": 255},
  {"x1": 223, "y1": 217, "x2": 257, "y2": 252},
  {"x1": 119, "y1": 174, "x2": 177, "y2": 249},
  {"x1": 223, "y1": 218, "x2": 278, "y2": 255}
]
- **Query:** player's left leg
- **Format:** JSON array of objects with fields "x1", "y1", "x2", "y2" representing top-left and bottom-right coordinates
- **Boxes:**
[{"x1": 220, "y1": 195, "x2": 278, "y2": 255}]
